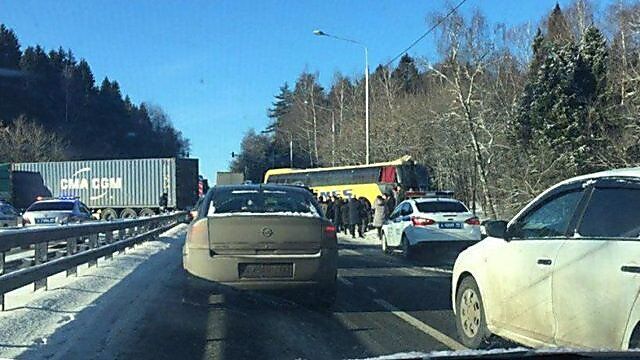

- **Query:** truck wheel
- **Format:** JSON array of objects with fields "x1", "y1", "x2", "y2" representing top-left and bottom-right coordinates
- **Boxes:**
[
  {"x1": 139, "y1": 208, "x2": 155, "y2": 217},
  {"x1": 101, "y1": 208, "x2": 118, "y2": 221},
  {"x1": 120, "y1": 208, "x2": 137, "y2": 219}
]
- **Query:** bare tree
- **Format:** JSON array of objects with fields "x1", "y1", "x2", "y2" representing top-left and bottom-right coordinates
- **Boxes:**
[{"x1": 0, "y1": 115, "x2": 68, "y2": 162}]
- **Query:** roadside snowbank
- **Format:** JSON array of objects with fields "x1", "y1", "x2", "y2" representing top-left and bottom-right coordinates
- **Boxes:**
[{"x1": 0, "y1": 224, "x2": 187, "y2": 360}]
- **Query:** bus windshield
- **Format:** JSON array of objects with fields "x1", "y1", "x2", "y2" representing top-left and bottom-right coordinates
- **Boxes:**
[{"x1": 398, "y1": 164, "x2": 430, "y2": 191}]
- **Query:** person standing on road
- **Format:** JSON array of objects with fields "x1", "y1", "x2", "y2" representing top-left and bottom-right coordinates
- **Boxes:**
[
  {"x1": 348, "y1": 197, "x2": 363, "y2": 238},
  {"x1": 341, "y1": 198, "x2": 350, "y2": 235},
  {"x1": 372, "y1": 195, "x2": 386, "y2": 240},
  {"x1": 318, "y1": 196, "x2": 328, "y2": 215},
  {"x1": 326, "y1": 196, "x2": 335, "y2": 221},
  {"x1": 394, "y1": 185, "x2": 405, "y2": 203},
  {"x1": 332, "y1": 197, "x2": 342, "y2": 232},
  {"x1": 385, "y1": 192, "x2": 396, "y2": 216},
  {"x1": 358, "y1": 197, "x2": 370, "y2": 236}
]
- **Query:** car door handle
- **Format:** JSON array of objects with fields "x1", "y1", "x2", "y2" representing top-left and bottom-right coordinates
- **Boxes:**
[
  {"x1": 621, "y1": 265, "x2": 640, "y2": 274},
  {"x1": 537, "y1": 258, "x2": 552, "y2": 266}
]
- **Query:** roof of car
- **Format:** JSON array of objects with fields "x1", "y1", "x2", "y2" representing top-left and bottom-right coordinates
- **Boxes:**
[
  {"x1": 413, "y1": 197, "x2": 462, "y2": 203},
  {"x1": 212, "y1": 183, "x2": 311, "y2": 194},
  {"x1": 507, "y1": 167, "x2": 640, "y2": 226},
  {"x1": 558, "y1": 167, "x2": 640, "y2": 185}
]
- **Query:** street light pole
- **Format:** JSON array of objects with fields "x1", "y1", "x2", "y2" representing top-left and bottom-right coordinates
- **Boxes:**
[
  {"x1": 289, "y1": 133, "x2": 293, "y2": 168},
  {"x1": 314, "y1": 29, "x2": 370, "y2": 164},
  {"x1": 364, "y1": 46, "x2": 369, "y2": 165}
]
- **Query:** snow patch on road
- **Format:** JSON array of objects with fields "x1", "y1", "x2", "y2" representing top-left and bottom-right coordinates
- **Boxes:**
[
  {"x1": 0, "y1": 224, "x2": 187, "y2": 360},
  {"x1": 338, "y1": 229, "x2": 382, "y2": 246}
]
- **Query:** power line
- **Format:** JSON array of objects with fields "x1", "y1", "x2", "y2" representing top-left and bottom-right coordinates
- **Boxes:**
[{"x1": 385, "y1": 0, "x2": 468, "y2": 67}]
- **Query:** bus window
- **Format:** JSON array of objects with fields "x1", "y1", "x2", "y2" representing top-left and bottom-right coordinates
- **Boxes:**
[{"x1": 380, "y1": 166, "x2": 396, "y2": 183}]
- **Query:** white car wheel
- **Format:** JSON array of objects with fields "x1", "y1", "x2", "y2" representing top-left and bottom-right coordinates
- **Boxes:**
[
  {"x1": 456, "y1": 276, "x2": 490, "y2": 348},
  {"x1": 401, "y1": 235, "x2": 413, "y2": 259},
  {"x1": 381, "y1": 232, "x2": 392, "y2": 254}
]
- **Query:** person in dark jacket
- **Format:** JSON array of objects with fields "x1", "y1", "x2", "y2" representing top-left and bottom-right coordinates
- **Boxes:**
[
  {"x1": 348, "y1": 197, "x2": 363, "y2": 238},
  {"x1": 326, "y1": 197, "x2": 335, "y2": 221},
  {"x1": 385, "y1": 192, "x2": 396, "y2": 217},
  {"x1": 332, "y1": 197, "x2": 342, "y2": 232},
  {"x1": 341, "y1": 199, "x2": 350, "y2": 235},
  {"x1": 358, "y1": 197, "x2": 370, "y2": 236}
]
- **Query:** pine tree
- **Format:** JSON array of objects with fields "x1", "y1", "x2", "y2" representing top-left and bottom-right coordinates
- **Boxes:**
[
  {"x1": 392, "y1": 54, "x2": 421, "y2": 94},
  {"x1": 265, "y1": 82, "x2": 292, "y2": 133},
  {"x1": 0, "y1": 24, "x2": 20, "y2": 69},
  {"x1": 0, "y1": 24, "x2": 23, "y2": 122},
  {"x1": 547, "y1": 3, "x2": 573, "y2": 44}
]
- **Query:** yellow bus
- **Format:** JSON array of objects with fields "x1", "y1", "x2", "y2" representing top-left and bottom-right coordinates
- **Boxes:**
[{"x1": 263, "y1": 156, "x2": 431, "y2": 205}]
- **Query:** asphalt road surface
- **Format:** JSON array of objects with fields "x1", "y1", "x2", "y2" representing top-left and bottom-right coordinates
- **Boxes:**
[{"x1": 13, "y1": 228, "x2": 481, "y2": 360}]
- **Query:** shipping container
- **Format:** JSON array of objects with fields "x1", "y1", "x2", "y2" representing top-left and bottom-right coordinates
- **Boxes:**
[{"x1": 12, "y1": 158, "x2": 198, "y2": 217}]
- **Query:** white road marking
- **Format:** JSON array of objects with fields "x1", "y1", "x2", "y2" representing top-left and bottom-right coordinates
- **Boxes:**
[
  {"x1": 421, "y1": 266, "x2": 453, "y2": 275},
  {"x1": 337, "y1": 277, "x2": 353, "y2": 287},
  {"x1": 373, "y1": 298, "x2": 467, "y2": 351},
  {"x1": 366, "y1": 286, "x2": 377, "y2": 294},
  {"x1": 339, "y1": 249, "x2": 362, "y2": 256}
]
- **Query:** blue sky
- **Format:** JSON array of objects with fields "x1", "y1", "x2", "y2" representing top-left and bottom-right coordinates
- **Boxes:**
[{"x1": 0, "y1": 0, "x2": 593, "y2": 181}]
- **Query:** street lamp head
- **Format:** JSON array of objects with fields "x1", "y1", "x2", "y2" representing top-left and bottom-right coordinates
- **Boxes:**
[{"x1": 313, "y1": 29, "x2": 326, "y2": 36}]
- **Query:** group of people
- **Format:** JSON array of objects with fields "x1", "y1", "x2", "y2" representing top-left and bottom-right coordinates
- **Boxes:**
[{"x1": 317, "y1": 186, "x2": 404, "y2": 240}]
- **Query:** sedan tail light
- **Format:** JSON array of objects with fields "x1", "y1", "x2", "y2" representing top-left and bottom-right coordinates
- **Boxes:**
[
  {"x1": 411, "y1": 216, "x2": 435, "y2": 227},
  {"x1": 465, "y1": 217, "x2": 481, "y2": 225},
  {"x1": 324, "y1": 224, "x2": 337, "y2": 237}
]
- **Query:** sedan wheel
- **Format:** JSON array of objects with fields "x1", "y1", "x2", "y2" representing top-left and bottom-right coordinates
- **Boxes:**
[
  {"x1": 401, "y1": 235, "x2": 413, "y2": 259},
  {"x1": 381, "y1": 232, "x2": 392, "y2": 254},
  {"x1": 456, "y1": 276, "x2": 490, "y2": 348}
]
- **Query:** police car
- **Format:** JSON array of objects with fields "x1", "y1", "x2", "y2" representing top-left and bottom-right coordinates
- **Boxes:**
[{"x1": 22, "y1": 197, "x2": 92, "y2": 226}]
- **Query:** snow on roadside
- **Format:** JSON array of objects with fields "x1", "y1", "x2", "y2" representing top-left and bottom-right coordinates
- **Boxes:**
[
  {"x1": 0, "y1": 224, "x2": 187, "y2": 360},
  {"x1": 338, "y1": 229, "x2": 382, "y2": 247}
]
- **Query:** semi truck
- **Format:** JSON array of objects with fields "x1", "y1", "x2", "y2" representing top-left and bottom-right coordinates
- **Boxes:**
[{"x1": 11, "y1": 158, "x2": 199, "y2": 219}]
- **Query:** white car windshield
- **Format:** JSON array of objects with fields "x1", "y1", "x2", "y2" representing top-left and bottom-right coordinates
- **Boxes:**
[
  {"x1": 26, "y1": 201, "x2": 74, "y2": 212},
  {"x1": 416, "y1": 201, "x2": 468, "y2": 213}
]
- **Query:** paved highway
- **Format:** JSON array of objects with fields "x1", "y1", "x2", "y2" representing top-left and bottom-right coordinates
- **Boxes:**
[{"x1": 4, "y1": 225, "x2": 502, "y2": 360}]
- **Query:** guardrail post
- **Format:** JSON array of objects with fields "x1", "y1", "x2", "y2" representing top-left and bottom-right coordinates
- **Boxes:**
[
  {"x1": 0, "y1": 251, "x2": 4, "y2": 310},
  {"x1": 104, "y1": 231, "x2": 113, "y2": 260},
  {"x1": 88, "y1": 234, "x2": 98, "y2": 267},
  {"x1": 66, "y1": 237, "x2": 78, "y2": 277},
  {"x1": 34, "y1": 242, "x2": 48, "y2": 291},
  {"x1": 119, "y1": 228, "x2": 128, "y2": 254}
]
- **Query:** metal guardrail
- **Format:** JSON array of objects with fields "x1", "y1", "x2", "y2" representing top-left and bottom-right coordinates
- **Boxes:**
[{"x1": 0, "y1": 212, "x2": 189, "y2": 310}]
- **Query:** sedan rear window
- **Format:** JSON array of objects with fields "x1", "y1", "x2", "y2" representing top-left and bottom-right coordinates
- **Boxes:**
[
  {"x1": 27, "y1": 201, "x2": 74, "y2": 211},
  {"x1": 416, "y1": 201, "x2": 467, "y2": 213},
  {"x1": 210, "y1": 189, "x2": 320, "y2": 216}
]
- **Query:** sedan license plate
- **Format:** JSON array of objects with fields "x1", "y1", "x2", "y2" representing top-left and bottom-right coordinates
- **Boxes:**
[
  {"x1": 35, "y1": 218, "x2": 56, "y2": 224},
  {"x1": 439, "y1": 222, "x2": 462, "y2": 229},
  {"x1": 238, "y1": 263, "x2": 293, "y2": 279}
]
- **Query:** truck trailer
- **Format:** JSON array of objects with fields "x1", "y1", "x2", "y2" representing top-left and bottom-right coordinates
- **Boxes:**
[{"x1": 12, "y1": 158, "x2": 199, "y2": 219}]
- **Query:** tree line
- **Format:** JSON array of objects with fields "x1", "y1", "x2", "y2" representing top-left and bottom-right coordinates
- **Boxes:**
[
  {"x1": 232, "y1": 1, "x2": 640, "y2": 218},
  {"x1": 0, "y1": 24, "x2": 189, "y2": 162}
]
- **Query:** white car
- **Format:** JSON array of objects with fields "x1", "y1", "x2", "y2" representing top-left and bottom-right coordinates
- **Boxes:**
[
  {"x1": 22, "y1": 198, "x2": 92, "y2": 226},
  {"x1": 381, "y1": 198, "x2": 481, "y2": 257},
  {"x1": 452, "y1": 168, "x2": 640, "y2": 350}
]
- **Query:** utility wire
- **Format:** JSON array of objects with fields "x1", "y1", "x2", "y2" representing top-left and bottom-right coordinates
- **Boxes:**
[{"x1": 385, "y1": 0, "x2": 468, "y2": 67}]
